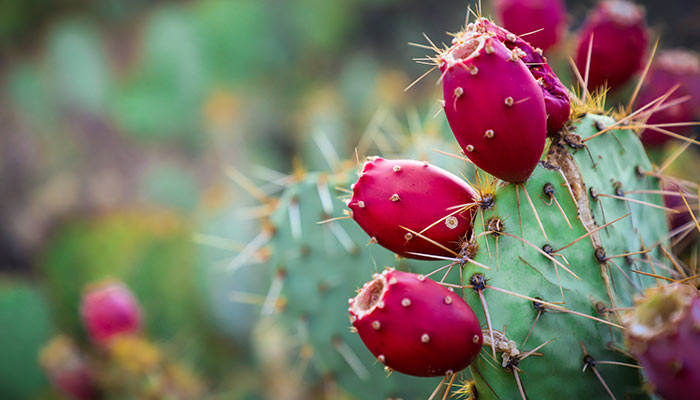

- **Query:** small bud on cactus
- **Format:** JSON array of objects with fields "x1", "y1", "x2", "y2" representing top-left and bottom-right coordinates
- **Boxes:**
[
  {"x1": 493, "y1": 0, "x2": 567, "y2": 52},
  {"x1": 479, "y1": 18, "x2": 570, "y2": 136},
  {"x1": 348, "y1": 157, "x2": 477, "y2": 259},
  {"x1": 624, "y1": 284, "x2": 700, "y2": 400},
  {"x1": 81, "y1": 281, "x2": 142, "y2": 345},
  {"x1": 40, "y1": 336, "x2": 98, "y2": 400},
  {"x1": 638, "y1": 50, "x2": 700, "y2": 146},
  {"x1": 349, "y1": 269, "x2": 482, "y2": 377},
  {"x1": 440, "y1": 21, "x2": 547, "y2": 182},
  {"x1": 575, "y1": 0, "x2": 649, "y2": 91}
]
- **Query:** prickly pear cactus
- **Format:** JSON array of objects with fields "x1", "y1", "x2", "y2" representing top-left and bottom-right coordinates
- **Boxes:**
[{"x1": 463, "y1": 112, "x2": 670, "y2": 399}]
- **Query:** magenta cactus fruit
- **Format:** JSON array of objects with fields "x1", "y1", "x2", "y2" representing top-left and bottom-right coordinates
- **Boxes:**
[
  {"x1": 638, "y1": 50, "x2": 700, "y2": 146},
  {"x1": 575, "y1": 0, "x2": 649, "y2": 91},
  {"x1": 493, "y1": 0, "x2": 567, "y2": 52},
  {"x1": 348, "y1": 157, "x2": 477, "y2": 259},
  {"x1": 625, "y1": 284, "x2": 700, "y2": 400},
  {"x1": 80, "y1": 281, "x2": 142, "y2": 345},
  {"x1": 479, "y1": 19, "x2": 570, "y2": 136},
  {"x1": 349, "y1": 269, "x2": 483, "y2": 377},
  {"x1": 439, "y1": 23, "x2": 547, "y2": 182}
]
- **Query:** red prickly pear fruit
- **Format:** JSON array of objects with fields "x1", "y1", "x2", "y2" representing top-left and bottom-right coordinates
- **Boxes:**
[
  {"x1": 575, "y1": 0, "x2": 649, "y2": 91},
  {"x1": 478, "y1": 18, "x2": 570, "y2": 136},
  {"x1": 638, "y1": 50, "x2": 700, "y2": 147},
  {"x1": 348, "y1": 157, "x2": 477, "y2": 259},
  {"x1": 493, "y1": 0, "x2": 567, "y2": 52},
  {"x1": 440, "y1": 26, "x2": 546, "y2": 182},
  {"x1": 349, "y1": 269, "x2": 483, "y2": 377},
  {"x1": 40, "y1": 336, "x2": 99, "y2": 400},
  {"x1": 624, "y1": 284, "x2": 700, "y2": 400},
  {"x1": 81, "y1": 281, "x2": 142, "y2": 345}
]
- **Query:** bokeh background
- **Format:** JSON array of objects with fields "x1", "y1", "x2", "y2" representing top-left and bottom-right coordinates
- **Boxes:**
[{"x1": 1, "y1": 0, "x2": 699, "y2": 399}]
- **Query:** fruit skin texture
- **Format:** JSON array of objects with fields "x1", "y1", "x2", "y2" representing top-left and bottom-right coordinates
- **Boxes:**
[
  {"x1": 494, "y1": 0, "x2": 566, "y2": 52},
  {"x1": 575, "y1": 0, "x2": 649, "y2": 91},
  {"x1": 480, "y1": 18, "x2": 570, "y2": 136},
  {"x1": 81, "y1": 281, "x2": 142, "y2": 345},
  {"x1": 638, "y1": 50, "x2": 700, "y2": 146},
  {"x1": 348, "y1": 157, "x2": 477, "y2": 259},
  {"x1": 625, "y1": 284, "x2": 700, "y2": 400},
  {"x1": 349, "y1": 269, "x2": 483, "y2": 377},
  {"x1": 440, "y1": 28, "x2": 546, "y2": 182}
]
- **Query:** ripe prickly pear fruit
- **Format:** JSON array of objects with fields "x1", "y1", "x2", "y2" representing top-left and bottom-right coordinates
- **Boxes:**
[
  {"x1": 479, "y1": 18, "x2": 570, "y2": 136},
  {"x1": 439, "y1": 24, "x2": 546, "y2": 182},
  {"x1": 80, "y1": 281, "x2": 142, "y2": 345},
  {"x1": 349, "y1": 268, "x2": 483, "y2": 377},
  {"x1": 40, "y1": 336, "x2": 98, "y2": 400},
  {"x1": 638, "y1": 50, "x2": 700, "y2": 146},
  {"x1": 348, "y1": 157, "x2": 477, "y2": 259},
  {"x1": 493, "y1": 0, "x2": 567, "y2": 52},
  {"x1": 624, "y1": 283, "x2": 700, "y2": 400},
  {"x1": 575, "y1": 0, "x2": 649, "y2": 91}
]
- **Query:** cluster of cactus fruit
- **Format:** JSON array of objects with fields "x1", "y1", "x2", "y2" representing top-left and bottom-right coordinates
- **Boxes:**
[{"x1": 222, "y1": 3, "x2": 700, "y2": 399}]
